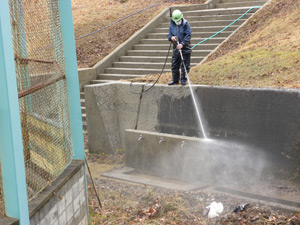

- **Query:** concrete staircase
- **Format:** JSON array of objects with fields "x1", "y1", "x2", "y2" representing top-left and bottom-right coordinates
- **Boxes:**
[
  {"x1": 80, "y1": 92, "x2": 87, "y2": 131},
  {"x1": 81, "y1": 0, "x2": 268, "y2": 131}
]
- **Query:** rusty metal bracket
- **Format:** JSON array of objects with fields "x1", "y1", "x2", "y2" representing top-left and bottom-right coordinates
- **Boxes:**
[
  {"x1": 18, "y1": 75, "x2": 65, "y2": 99},
  {"x1": 14, "y1": 55, "x2": 55, "y2": 65},
  {"x1": 15, "y1": 56, "x2": 66, "y2": 98}
]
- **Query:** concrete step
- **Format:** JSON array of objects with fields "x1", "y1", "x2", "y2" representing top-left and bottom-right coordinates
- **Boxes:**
[
  {"x1": 185, "y1": 13, "x2": 252, "y2": 21},
  {"x1": 82, "y1": 121, "x2": 87, "y2": 131},
  {"x1": 81, "y1": 107, "x2": 86, "y2": 114},
  {"x1": 172, "y1": 4, "x2": 209, "y2": 12},
  {"x1": 97, "y1": 74, "x2": 143, "y2": 80},
  {"x1": 80, "y1": 99, "x2": 85, "y2": 107},
  {"x1": 160, "y1": 19, "x2": 246, "y2": 27},
  {"x1": 126, "y1": 50, "x2": 211, "y2": 57},
  {"x1": 80, "y1": 92, "x2": 84, "y2": 98},
  {"x1": 97, "y1": 74, "x2": 142, "y2": 80},
  {"x1": 180, "y1": 7, "x2": 259, "y2": 16},
  {"x1": 221, "y1": 0, "x2": 265, "y2": 3},
  {"x1": 154, "y1": 25, "x2": 239, "y2": 33},
  {"x1": 112, "y1": 62, "x2": 198, "y2": 69},
  {"x1": 148, "y1": 31, "x2": 232, "y2": 39},
  {"x1": 140, "y1": 37, "x2": 226, "y2": 45},
  {"x1": 90, "y1": 79, "x2": 116, "y2": 84},
  {"x1": 80, "y1": 91, "x2": 86, "y2": 131},
  {"x1": 119, "y1": 56, "x2": 204, "y2": 63},
  {"x1": 106, "y1": 67, "x2": 172, "y2": 75},
  {"x1": 133, "y1": 44, "x2": 218, "y2": 51},
  {"x1": 216, "y1": 1, "x2": 266, "y2": 8}
]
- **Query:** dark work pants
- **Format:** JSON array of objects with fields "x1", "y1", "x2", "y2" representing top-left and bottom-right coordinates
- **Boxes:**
[{"x1": 171, "y1": 49, "x2": 191, "y2": 83}]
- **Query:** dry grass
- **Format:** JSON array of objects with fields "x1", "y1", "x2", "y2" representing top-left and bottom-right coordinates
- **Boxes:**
[{"x1": 189, "y1": 0, "x2": 300, "y2": 89}]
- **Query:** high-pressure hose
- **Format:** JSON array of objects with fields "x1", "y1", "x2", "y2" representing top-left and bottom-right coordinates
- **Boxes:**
[
  {"x1": 128, "y1": 42, "x2": 172, "y2": 95},
  {"x1": 131, "y1": 42, "x2": 172, "y2": 130},
  {"x1": 130, "y1": 9, "x2": 173, "y2": 130}
]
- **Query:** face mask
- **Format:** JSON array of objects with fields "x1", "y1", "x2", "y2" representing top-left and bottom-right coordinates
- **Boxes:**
[{"x1": 175, "y1": 19, "x2": 182, "y2": 26}]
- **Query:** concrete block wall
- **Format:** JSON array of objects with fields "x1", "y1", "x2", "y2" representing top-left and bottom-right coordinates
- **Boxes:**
[
  {"x1": 85, "y1": 83, "x2": 300, "y2": 169},
  {"x1": 29, "y1": 161, "x2": 88, "y2": 225}
]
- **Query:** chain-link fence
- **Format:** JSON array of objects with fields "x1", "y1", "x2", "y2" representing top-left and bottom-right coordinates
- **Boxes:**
[
  {"x1": 0, "y1": 163, "x2": 5, "y2": 218},
  {"x1": 9, "y1": 0, "x2": 73, "y2": 200}
]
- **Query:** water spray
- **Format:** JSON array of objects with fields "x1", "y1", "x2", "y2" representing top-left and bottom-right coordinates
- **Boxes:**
[{"x1": 177, "y1": 42, "x2": 207, "y2": 139}]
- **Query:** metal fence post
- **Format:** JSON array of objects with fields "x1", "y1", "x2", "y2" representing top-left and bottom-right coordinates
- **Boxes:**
[
  {"x1": 58, "y1": 0, "x2": 85, "y2": 160},
  {"x1": 0, "y1": 1, "x2": 30, "y2": 224},
  {"x1": 58, "y1": 2, "x2": 90, "y2": 223}
]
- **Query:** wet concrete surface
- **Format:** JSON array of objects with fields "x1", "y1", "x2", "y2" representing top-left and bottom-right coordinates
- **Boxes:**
[{"x1": 102, "y1": 166, "x2": 300, "y2": 212}]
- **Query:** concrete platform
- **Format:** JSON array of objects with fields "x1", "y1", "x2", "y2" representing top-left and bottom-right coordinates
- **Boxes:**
[
  {"x1": 103, "y1": 167, "x2": 300, "y2": 212},
  {"x1": 101, "y1": 128, "x2": 300, "y2": 212},
  {"x1": 102, "y1": 167, "x2": 209, "y2": 191}
]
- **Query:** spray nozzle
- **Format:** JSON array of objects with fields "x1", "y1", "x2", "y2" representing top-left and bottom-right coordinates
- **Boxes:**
[
  {"x1": 159, "y1": 137, "x2": 165, "y2": 144},
  {"x1": 138, "y1": 135, "x2": 144, "y2": 141},
  {"x1": 181, "y1": 141, "x2": 186, "y2": 148}
]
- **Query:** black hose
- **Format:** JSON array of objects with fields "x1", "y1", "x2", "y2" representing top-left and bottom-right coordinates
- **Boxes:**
[
  {"x1": 85, "y1": 158, "x2": 102, "y2": 209},
  {"x1": 128, "y1": 42, "x2": 172, "y2": 95}
]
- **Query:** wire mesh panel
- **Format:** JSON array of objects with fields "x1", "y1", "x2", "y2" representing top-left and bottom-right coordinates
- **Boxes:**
[
  {"x1": 0, "y1": 163, "x2": 5, "y2": 218},
  {"x1": 9, "y1": 0, "x2": 73, "y2": 200}
]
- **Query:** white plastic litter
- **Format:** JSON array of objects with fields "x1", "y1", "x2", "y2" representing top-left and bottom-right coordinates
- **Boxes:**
[{"x1": 206, "y1": 201, "x2": 224, "y2": 218}]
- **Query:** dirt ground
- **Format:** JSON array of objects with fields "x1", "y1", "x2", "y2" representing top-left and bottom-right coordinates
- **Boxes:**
[{"x1": 85, "y1": 152, "x2": 300, "y2": 224}]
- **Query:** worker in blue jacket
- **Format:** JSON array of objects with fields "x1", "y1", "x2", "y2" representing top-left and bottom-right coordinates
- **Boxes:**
[{"x1": 168, "y1": 9, "x2": 192, "y2": 85}]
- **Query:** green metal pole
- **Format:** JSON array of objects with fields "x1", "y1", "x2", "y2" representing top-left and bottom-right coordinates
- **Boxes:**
[
  {"x1": 0, "y1": 1, "x2": 30, "y2": 224},
  {"x1": 58, "y1": 1, "x2": 89, "y2": 223},
  {"x1": 58, "y1": 0, "x2": 85, "y2": 160}
]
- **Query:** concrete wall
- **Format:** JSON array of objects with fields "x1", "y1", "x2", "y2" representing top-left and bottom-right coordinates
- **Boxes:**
[
  {"x1": 0, "y1": 160, "x2": 88, "y2": 225},
  {"x1": 29, "y1": 160, "x2": 88, "y2": 225},
  {"x1": 85, "y1": 82, "x2": 300, "y2": 167},
  {"x1": 78, "y1": 68, "x2": 97, "y2": 91},
  {"x1": 125, "y1": 129, "x2": 211, "y2": 183},
  {"x1": 125, "y1": 129, "x2": 267, "y2": 183}
]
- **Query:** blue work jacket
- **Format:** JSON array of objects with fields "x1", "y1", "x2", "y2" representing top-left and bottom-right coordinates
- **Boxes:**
[{"x1": 168, "y1": 18, "x2": 192, "y2": 54}]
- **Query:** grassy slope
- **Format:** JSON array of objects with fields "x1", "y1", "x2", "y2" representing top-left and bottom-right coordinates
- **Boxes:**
[{"x1": 189, "y1": 0, "x2": 300, "y2": 89}]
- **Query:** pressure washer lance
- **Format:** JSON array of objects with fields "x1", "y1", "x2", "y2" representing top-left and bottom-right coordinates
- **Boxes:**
[{"x1": 176, "y1": 40, "x2": 188, "y2": 82}]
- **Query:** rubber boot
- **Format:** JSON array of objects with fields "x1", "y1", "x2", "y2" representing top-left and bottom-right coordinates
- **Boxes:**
[
  {"x1": 168, "y1": 71, "x2": 179, "y2": 85},
  {"x1": 180, "y1": 53, "x2": 190, "y2": 85},
  {"x1": 168, "y1": 80, "x2": 179, "y2": 85}
]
